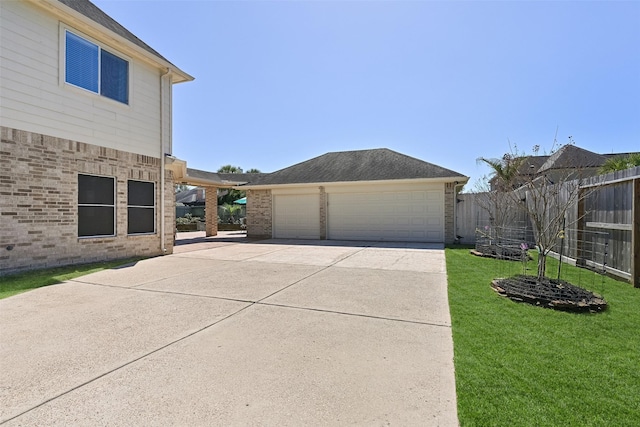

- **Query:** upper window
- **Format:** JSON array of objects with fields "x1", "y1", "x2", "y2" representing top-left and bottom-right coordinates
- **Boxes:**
[
  {"x1": 78, "y1": 174, "x2": 115, "y2": 238},
  {"x1": 65, "y1": 31, "x2": 129, "y2": 104},
  {"x1": 128, "y1": 180, "x2": 155, "y2": 235}
]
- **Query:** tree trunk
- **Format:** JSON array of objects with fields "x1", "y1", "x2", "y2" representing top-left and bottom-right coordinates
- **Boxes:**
[{"x1": 537, "y1": 252, "x2": 547, "y2": 281}]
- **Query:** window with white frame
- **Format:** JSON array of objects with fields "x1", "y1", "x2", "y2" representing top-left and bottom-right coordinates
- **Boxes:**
[
  {"x1": 78, "y1": 174, "x2": 116, "y2": 237},
  {"x1": 65, "y1": 30, "x2": 129, "y2": 104},
  {"x1": 128, "y1": 180, "x2": 155, "y2": 234}
]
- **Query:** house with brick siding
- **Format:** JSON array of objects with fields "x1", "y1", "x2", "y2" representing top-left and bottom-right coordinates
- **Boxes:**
[
  {"x1": 0, "y1": 0, "x2": 194, "y2": 274},
  {"x1": 240, "y1": 149, "x2": 469, "y2": 243}
]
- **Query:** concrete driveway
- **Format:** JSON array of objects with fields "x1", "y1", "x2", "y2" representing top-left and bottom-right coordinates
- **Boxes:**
[{"x1": 0, "y1": 236, "x2": 458, "y2": 426}]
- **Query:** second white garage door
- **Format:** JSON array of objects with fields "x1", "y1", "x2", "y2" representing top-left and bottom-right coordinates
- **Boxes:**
[
  {"x1": 273, "y1": 194, "x2": 320, "y2": 239},
  {"x1": 327, "y1": 189, "x2": 444, "y2": 242}
]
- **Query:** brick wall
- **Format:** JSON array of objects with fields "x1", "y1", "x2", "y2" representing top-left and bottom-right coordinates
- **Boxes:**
[
  {"x1": 0, "y1": 126, "x2": 174, "y2": 275},
  {"x1": 245, "y1": 189, "x2": 272, "y2": 239}
]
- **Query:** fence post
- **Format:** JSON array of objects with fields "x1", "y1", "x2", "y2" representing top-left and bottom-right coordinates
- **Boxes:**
[
  {"x1": 633, "y1": 178, "x2": 640, "y2": 288},
  {"x1": 576, "y1": 188, "x2": 586, "y2": 267}
]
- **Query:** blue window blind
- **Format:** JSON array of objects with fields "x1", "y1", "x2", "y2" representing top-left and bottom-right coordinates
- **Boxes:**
[
  {"x1": 65, "y1": 31, "x2": 129, "y2": 104},
  {"x1": 101, "y1": 50, "x2": 129, "y2": 104},
  {"x1": 65, "y1": 31, "x2": 99, "y2": 93}
]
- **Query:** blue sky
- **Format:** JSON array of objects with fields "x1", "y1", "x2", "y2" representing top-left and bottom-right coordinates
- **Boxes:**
[{"x1": 93, "y1": 0, "x2": 640, "y2": 188}]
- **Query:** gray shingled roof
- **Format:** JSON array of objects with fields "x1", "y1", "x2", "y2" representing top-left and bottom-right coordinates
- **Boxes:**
[
  {"x1": 538, "y1": 145, "x2": 606, "y2": 173},
  {"x1": 243, "y1": 149, "x2": 467, "y2": 186},
  {"x1": 182, "y1": 169, "x2": 267, "y2": 185},
  {"x1": 218, "y1": 172, "x2": 269, "y2": 183},
  {"x1": 57, "y1": 0, "x2": 172, "y2": 65},
  {"x1": 184, "y1": 168, "x2": 225, "y2": 184}
]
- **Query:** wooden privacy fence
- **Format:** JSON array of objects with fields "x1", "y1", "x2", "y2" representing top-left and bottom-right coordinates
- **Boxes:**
[
  {"x1": 456, "y1": 166, "x2": 640, "y2": 287},
  {"x1": 454, "y1": 193, "x2": 531, "y2": 243},
  {"x1": 578, "y1": 167, "x2": 640, "y2": 287}
]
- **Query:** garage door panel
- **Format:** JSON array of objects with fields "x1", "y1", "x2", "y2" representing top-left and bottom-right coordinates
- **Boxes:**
[
  {"x1": 274, "y1": 194, "x2": 320, "y2": 239},
  {"x1": 427, "y1": 217, "x2": 442, "y2": 226},
  {"x1": 411, "y1": 217, "x2": 426, "y2": 226},
  {"x1": 328, "y1": 188, "x2": 444, "y2": 242}
]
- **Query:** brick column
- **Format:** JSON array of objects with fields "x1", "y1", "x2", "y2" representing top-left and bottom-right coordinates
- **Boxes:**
[
  {"x1": 205, "y1": 186, "x2": 218, "y2": 237},
  {"x1": 444, "y1": 182, "x2": 455, "y2": 244},
  {"x1": 246, "y1": 189, "x2": 272, "y2": 239}
]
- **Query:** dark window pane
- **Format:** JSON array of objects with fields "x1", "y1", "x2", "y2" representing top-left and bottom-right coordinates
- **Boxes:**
[
  {"x1": 128, "y1": 181, "x2": 154, "y2": 206},
  {"x1": 78, "y1": 206, "x2": 114, "y2": 237},
  {"x1": 78, "y1": 175, "x2": 114, "y2": 205},
  {"x1": 65, "y1": 32, "x2": 99, "y2": 93},
  {"x1": 128, "y1": 207, "x2": 154, "y2": 234},
  {"x1": 101, "y1": 50, "x2": 128, "y2": 104}
]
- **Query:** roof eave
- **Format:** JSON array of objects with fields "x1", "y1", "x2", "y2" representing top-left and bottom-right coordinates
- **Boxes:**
[
  {"x1": 238, "y1": 176, "x2": 469, "y2": 190},
  {"x1": 179, "y1": 177, "x2": 243, "y2": 187},
  {"x1": 30, "y1": 0, "x2": 194, "y2": 84}
]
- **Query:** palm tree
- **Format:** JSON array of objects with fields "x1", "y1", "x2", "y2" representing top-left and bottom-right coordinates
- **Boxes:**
[
  {"x1": 599, "y1": 153, "x2": 640, "y2": 174},
  {"x1": 476, "y1": 154, "x2": 528, "y2": 191},
  {"x1": 221, "y1": 202, "x2": 242, "y2": 223},
  {"x1": 246, "y1": 168, "x2": 262, "y2": 173},
  {"x1": 217, "y1": 165, "x2": 243, "y2": 173}
]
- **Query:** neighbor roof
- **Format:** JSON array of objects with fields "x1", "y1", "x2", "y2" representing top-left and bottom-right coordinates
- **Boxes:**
[
  {"x1": 537, "y1": 145, "x2": 606, "y2": 173},
  {"x1": 242, "y1": 148, "x2": 467, "y2": 186},
  {"x1": 175, "y1": 188, "x2": 203, "y2": 205}
]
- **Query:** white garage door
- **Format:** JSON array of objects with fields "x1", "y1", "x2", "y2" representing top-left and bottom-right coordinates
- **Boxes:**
[
  {"x1": 273, "y1": 194, "x2": 320, "y2": 239},
  {"x1": 327, "y1": 189, "x2": 444, "y2": 242}
]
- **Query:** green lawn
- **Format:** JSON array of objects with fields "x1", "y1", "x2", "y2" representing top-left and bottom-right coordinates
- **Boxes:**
[
  {"x1": 446, "y1": 247, "x2": 640, "y2": 426},
  {"x1": 0, "y1": 258, "x2": 142, "y2": 299}
]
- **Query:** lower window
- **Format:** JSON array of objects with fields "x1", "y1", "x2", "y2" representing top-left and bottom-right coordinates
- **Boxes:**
[
  {"x1": 78, "y1": 174, "x2": 115, "y2": 237},
  {"x1": 128, "y1": 180, "x2": 155, "y2": 234}
]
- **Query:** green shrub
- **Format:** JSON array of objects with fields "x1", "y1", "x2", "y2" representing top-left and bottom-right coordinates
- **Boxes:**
[{"x1": 175, "y1": 213, "x2": 201, "y2": 225}]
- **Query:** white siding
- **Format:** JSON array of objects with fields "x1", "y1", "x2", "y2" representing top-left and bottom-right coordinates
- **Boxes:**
[{"x1": 0, "y1": 1, "x2": 167, "y2": 157}]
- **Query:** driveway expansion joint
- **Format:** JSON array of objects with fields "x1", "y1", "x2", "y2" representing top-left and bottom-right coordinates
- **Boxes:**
[
  {"x1": 253, "y1": 246, "x2": 372, "y2": 304},
  {"x1": 257, "y1": 301, "x2": 452, "y2": 328},
  {"x1": 0, "y1": 302, "x2": 255, "y2": 425}
]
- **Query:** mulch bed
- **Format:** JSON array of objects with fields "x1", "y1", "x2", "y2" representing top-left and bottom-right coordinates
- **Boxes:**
[{"x1": 491, "y1": 275, "x2": 607, "y2": 313}]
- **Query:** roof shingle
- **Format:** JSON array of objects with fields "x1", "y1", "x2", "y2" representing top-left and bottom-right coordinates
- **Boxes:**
[
  {"x1": 57, "y1": 0, "x2": 173, "y2": 65},
  {"x1": 243, "y1": 148, "x2": 467, "y2": 186}
]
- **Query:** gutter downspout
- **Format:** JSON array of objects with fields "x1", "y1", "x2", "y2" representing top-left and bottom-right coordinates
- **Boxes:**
[
  {"x1": 160, "y1": 68, "x2": 172, "y2": 254},
  {"x1": 453, "y1": 181, "x2": 465, "y2": 243}
]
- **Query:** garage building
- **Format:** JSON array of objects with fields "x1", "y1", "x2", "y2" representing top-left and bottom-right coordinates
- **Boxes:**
[{"x1": 240, "y1": 149, "x2": 468, "y2": 243}]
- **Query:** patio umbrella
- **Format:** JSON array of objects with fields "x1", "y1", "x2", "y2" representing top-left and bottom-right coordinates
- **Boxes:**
[{"x1": 233, "y1": 197, "x2": 246, "y2": 205}]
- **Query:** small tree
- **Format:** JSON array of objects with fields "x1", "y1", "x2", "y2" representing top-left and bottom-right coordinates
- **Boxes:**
[{"x1": 483, "y1": 141, "x2": 597, "y2": 281}]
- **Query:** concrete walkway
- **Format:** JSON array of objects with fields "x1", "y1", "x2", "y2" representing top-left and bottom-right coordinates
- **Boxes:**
[{"x1": 0, "y1": 235, "x2": 458, "y2": 426}]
